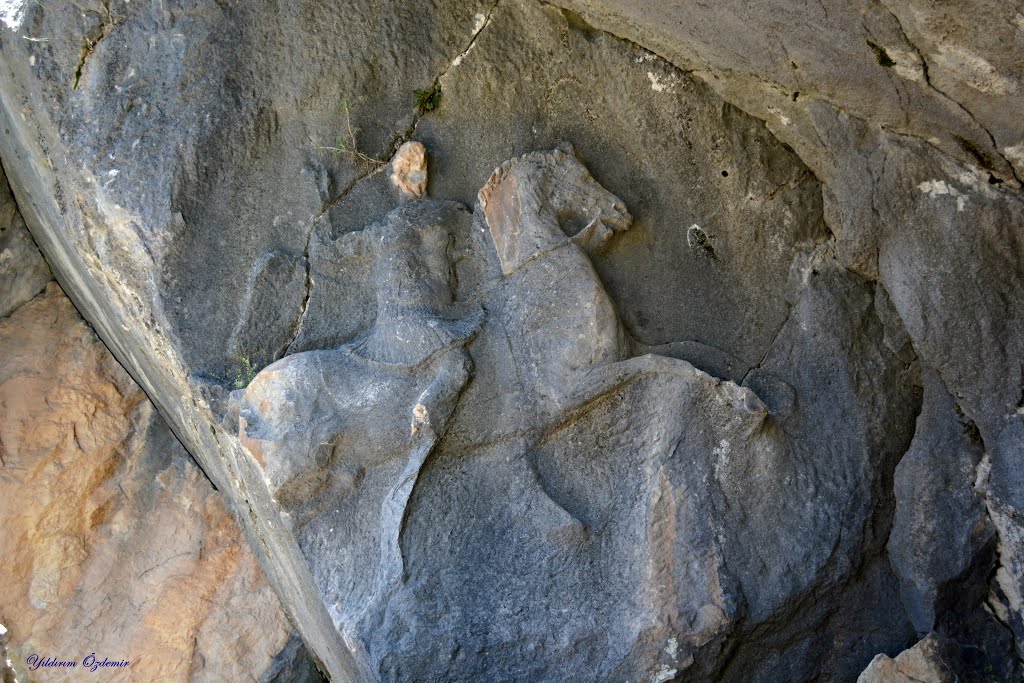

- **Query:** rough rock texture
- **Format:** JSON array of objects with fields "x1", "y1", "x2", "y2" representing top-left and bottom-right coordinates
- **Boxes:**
[
  {"x1": 888, "y1": 368, "x2": 994, "y2": 635},
  {"x1": 0, "y1": 165, "x2": 49, "y2": 318},
  {"x1": 389, "y1": 141, "x2": 428, "y2": 199},
  {"x1": 857, "y1": 634, "x2": 954, "y2": 683},
  {"x1": 0, "y1": 284, "x2": 309, "y2": 681},
  {"x1": 232, "y1": 147, "x2": 918, "y2": 682},
  {"x1": 0, "y1": 0, "x2": 1021, "y2": 680}
]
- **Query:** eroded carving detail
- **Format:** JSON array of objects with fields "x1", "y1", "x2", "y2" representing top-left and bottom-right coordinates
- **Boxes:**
[
  {"x1": 235, "y1": 200, "x2": 482, "y2": 624},
  {"x1": 234, "y1": 149, "x2": 902, "y2": 683}
]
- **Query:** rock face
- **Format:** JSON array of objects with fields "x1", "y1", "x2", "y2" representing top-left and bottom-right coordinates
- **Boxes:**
[
  {"x1": 857, "y1": 634, "x2": 954, "y2": 683},
  {"x1": 0, "y1": 284, "x2": 308, "y2": 681},
  {"x1": 0, "y1": 0, "x2": 1021, "y2": 681},
  {"x1": 0, "y1": 165, "x2": 49, "y2": 318},
  {"x1": 888, "y1": 369, "x2": 994, "y2": 635},
  {"x1": 232, "y1": 146, "x2": 918, "y2": 682}
]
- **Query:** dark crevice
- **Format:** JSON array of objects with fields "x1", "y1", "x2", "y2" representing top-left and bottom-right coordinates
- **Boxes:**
[
  {"x1": 866, "y1": 38, "x2": 897, "y2": 68},
  {"x1": 72, "y1": 1, "x2": 122, "y2": 90},
  {"x1": 981, "y1": 534, "x2": 1022, "y2": 656},
  {"x1": 281, "y1": 162, "x2": 387, "y2": 357},
  {"x1": 280, "y1": 253, "x2": 312, "y2": 358},
  {"x1": 312, "y1": 165, "x2": 383, "y2": 223}
]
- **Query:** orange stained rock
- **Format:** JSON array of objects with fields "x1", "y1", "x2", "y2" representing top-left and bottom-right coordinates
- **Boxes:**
[{"x1": 0, "y1": 284, "x2": 291, "y2": 682}]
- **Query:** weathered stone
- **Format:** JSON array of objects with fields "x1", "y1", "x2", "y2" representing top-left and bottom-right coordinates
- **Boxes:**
[
  {"x1": 417, "y1": 0, "x2": 827, "y2": 374},
  {"x1": 857, "y1": 634, "x2": 954, "y2": 683},
  {"x1": 888, "y1": 368, "x2": 994, "y2": 635},
  {"x1": 982, "y1": 417, "x2": 1024, "y2": 659},
  {"x1": 228, "y1": 149, "x2": 920, "y2": 681},
  {"x1": 520, "y1": 6, "x2": 1024, "y2": 672},
  {"x1": 547, "y1": 0, "x2": 1023, "y2": 186},
  {"x1": 389, "y1": 141, "x2": 428, "y2": 199},
  {"x1": 0, "y1": 166, "x2": 49, "y2": 318},
  {"x1": 0, "y1": 284, "x2": 302, "y2": 681},
  {"x1": 0, "y1": 0, "x2": 1021, "y2": 679},
  {"x1": 856, "y1": 626, "x2": 1019, "y2": 683},
  {"x1": 261, "y1": 634, "x2": 328, "y2": 683},
  {"x1": 227, "y1": 250, "x2": 308, "y2": 375}
]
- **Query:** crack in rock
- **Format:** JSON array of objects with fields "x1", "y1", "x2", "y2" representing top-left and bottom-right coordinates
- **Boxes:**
[{"x1": 878, "y1": 0, "x2": 1023, "y2": 186}]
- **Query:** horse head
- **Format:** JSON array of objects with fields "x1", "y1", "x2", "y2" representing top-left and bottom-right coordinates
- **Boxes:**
[{"x1": 478, "y1": 147, "x2": 632, "y2": 274}]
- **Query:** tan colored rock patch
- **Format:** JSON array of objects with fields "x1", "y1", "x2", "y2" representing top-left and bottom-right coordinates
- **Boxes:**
[
  {"x1": 857, "y1": 634, "x2": 954, "y2": 683},
  {"x1": 390, "y1": 141, "x2": 428, "y2": 198},
  {"x1": 0, "y1": 284, "x2": 292, "y2": 682}
]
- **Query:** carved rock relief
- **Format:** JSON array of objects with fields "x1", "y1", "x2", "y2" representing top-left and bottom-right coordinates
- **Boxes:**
[{"x1": 234, "y1": 147, "x2": 907, "y2": 681}]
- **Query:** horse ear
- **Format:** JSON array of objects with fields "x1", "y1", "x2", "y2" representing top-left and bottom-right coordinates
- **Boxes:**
[{"x1": 555, "y1": 141, "x2": 577, "y2": 158}]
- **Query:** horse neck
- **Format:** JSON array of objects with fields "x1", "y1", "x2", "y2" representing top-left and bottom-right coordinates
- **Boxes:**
[{"x1": 487, "y1": 174, "x2": 568, "y2": 275}]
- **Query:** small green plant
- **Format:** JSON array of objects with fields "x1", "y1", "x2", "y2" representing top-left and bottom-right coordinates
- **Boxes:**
[
  {"x1": 414, "y1": 83, "x2": 442, "y2": 114},
  {"x1": 207, "y1": 353, "x2": 263, "y2": 390},
  {"x1": 318, "y1": 98, "x2": 386, "y2": 172},
  {"x1": 232, "y1": 354, "x2": 259, "y2": 389}
]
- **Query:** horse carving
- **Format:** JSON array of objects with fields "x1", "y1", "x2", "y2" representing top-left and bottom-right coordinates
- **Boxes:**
[
  {"x1": 478, "y1": 148, "x2": 634, "y2": 409},
  {"x1": 234, "y1": 148, "x2": 775, "y2": 682}
]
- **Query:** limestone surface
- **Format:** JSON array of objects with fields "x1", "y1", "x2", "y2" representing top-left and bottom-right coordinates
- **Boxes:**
[
  {"x1": 0, "y1": 165, "x2": 49, "y2": 318},
  {"x1": 0, "y1": 284, "x2": 307, "y2": 682},
  {"x1": 0, "y1": 0, "x2": 1021, "y2": 680},
  {"x1": 231, "y1": 148, "x2": 919, "y2": 681},
  {"x1": 856, "y1": 634, "x2": 971, "y2": 683}
]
